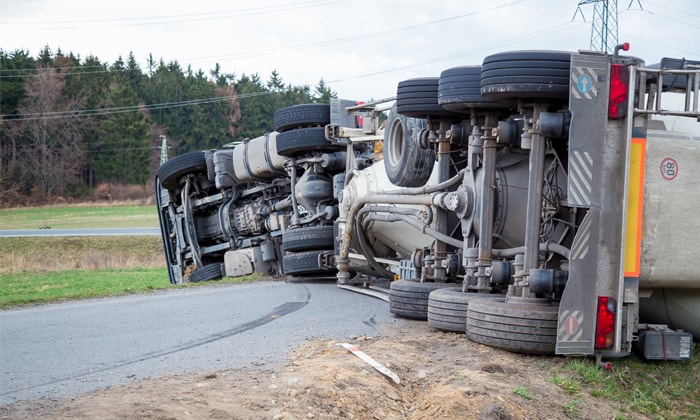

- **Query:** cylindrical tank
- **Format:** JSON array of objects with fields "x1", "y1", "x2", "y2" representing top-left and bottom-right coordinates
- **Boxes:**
[
  {"x1": 639, "y1": 288, "x2": 700, "y2": 338},
  {"x1": 232, "y1": 132, "x2": 287, "y2": 183},
  {"x1": 341, "y1": 161, "x2": 438, "y2": 259},
  {"x1": 637, "y1": 127, "x2": 700, "y2": 338},
  {"x1": 639, "y1": 129, "x2": 700, "y2": 288}
]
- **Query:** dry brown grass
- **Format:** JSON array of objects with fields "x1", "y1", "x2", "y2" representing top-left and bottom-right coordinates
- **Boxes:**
[
  {"x1": 0, "y1": 183, "x2": 155, "y2": 209},
  {"x1": 0, "y1": 237, "x2": 165, "y2": 274}
]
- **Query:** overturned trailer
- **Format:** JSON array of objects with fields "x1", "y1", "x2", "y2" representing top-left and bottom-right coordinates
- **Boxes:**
[{"x1": 156, "y1": 47, "x2": 700, "y2": 360}]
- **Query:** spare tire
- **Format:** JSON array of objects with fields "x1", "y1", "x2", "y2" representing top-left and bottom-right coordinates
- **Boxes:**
[
  {"x1": 383, "y1": 106, "x2": 435, "y2": 187},
  {"x1": 480, "y1": 50, "x2": 572, "y2": 100},
  {"x1": 274, "y1": 103, "x2": 330, "y2": 132}
]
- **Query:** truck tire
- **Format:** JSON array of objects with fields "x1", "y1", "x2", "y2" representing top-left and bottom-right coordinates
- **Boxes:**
[
  {"x1": 186, "y1": 263, "x2": 224, "y2": 283},
  {"x1": 283, "y1": 250, "x2": 335, "y2": 276},
  {"x1": 438, "y1": 66, "x2": 514, "y2": 112},
  {"x1": 383, "y1": 107, "x2": 435, "y2": 187},
  {"x1": 158, "y1": 151, "x2": 208, "y2": 191},
  {"x1": 427, "y1": 288, "x2": 502, "y2": 332},
  {"x1": 396, "y1": 77, "x2": 461, "y2": 118},
  {"x1": 274, "y1": 103, "x2": 330, "y2": 133},
  {"x1": 466, "y1": 298, "x2": 558, "y2": 354},
  {"x1": 275, "y1": 127, "x2": 340, "y2": 157},
  {"x1": 480, "y1": 51, "x2": 572, "y2": 100},
  {"x1": 281, "y1": 225, "x2": 335, "y2": 252},
  {"x1": 389, "y1": 279, "x2": 452, "y2": 320}
]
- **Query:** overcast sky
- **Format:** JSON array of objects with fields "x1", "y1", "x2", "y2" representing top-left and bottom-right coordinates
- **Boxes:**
[{"x1": 1, "y1": 0, "x2": 699, "y2": 101}]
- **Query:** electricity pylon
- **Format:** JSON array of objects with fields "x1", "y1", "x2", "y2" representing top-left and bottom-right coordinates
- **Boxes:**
[{"x1": 573, "y1": 0, "x2": 619, "y2": 53}]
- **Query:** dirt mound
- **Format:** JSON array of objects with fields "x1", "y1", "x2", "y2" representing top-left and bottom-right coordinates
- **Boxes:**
[{"x1": 0, "y1": 322, "x2": 628, "y2": 419}]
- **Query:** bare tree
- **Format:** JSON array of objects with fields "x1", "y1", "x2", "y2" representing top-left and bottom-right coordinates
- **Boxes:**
[{"x1": 7, "y1": 64, "x2": 87, "y2": 200}]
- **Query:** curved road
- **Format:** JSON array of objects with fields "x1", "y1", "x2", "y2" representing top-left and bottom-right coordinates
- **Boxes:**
[{"x1": 0, "y1": 281, "x2": 397, "y2": 404}]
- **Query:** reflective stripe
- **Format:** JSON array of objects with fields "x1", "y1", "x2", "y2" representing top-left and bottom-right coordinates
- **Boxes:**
[{"x1": 624, "y1": 138, "x2": 646, "y2": 277}]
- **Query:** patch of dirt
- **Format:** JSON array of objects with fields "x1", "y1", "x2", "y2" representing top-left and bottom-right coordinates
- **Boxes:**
[{"x1": 1, "y1": 322, "x2": 627, "y2": 419}]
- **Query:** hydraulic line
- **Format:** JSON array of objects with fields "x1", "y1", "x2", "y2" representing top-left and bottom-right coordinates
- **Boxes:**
[
  {"x1": 492, "y1": 243, "x2": 570, "y2": 260},
  {"x1": 355, "y1": 207, "x2": 396, "y2": 280},
  {"x1": 363, "y1": 213, "x2": 464, "y2": 249}
]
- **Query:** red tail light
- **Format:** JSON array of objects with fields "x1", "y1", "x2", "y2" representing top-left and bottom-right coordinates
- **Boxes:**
[
  {"x1": 595, "y1": 296, "x2": 617, "y2": 349},
  {"x1": 608, "y1": 64, "x2": 629, "y2": 119}
]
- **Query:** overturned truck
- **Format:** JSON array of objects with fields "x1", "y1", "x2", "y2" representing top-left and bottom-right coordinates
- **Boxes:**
[{"x1": 156, "y1": 47, "x2": 700, "y2": 360}]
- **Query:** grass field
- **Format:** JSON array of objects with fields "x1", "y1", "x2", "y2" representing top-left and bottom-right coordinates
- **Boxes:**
[
  {"x1": 0, "y1": 204, "x2": 158, "y2": 229},
  {"x1": 0, "y1": 204, "x2": 256, "y2": 308},
  {"x1": 0, "y1": 235, "x2": 259, "y2": 309}
]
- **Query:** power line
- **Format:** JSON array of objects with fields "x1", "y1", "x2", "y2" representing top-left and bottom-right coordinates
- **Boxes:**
[
  {"x1": 3, "y1": 91, "x2": 267, "y2": 121},
  {"x1": 0, "y1": 0, "x2": 348, "y2": 30},
  {"x1": 3, "y1": 17, "x2": 583, "y2": 123},
  {"x1": 328, "y1": 20, "x2": 582, "y2": 84},
  {"x1": 1, "y1": 0, "x2": 528, "y2": 79},
  {"x1": 636, "y1": 0, "x2": 700, "y2": 20},
  {"x1": 619, "y1": 32, "x2": 700, "y2": 57}
]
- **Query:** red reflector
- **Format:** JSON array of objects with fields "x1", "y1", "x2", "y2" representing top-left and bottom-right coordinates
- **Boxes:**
[
  {"x1": 609, "y1": 64, "x2": 629, "y2": 119},
  {"x1": 357, "y1": 101, "x2": 365, "y2": 128},
  {"x1": 595, "y1": 296, "x2": 617, "y2": 349}
]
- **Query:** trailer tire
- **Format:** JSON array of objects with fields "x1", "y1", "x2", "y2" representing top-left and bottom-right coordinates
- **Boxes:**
[
  {"x1": 281, "y1": 225, "x2": 335, "y2": 252},
  {"x1": 158, "y1": 151, "x2": 208, "y2": 190},
  {"x1": 466, "y1": 298, "x2": 558, "y2": 355},
  {"x1": 283, "y1": 250, "x2": 335, "y2": 276},
  {"x1": 383, "y1": 107, "x2": 435, "y2": 187},
  {"x1": 275, "y1": 127, "x2": 340, "y2": 157},
  {"x1": 438, "y1": 66, "x2": 514, "y2": 112},
  {"x1": 389, "y1": 279, "x2": 452, "y2": 320},
  {"x1": 274, "y1": 103, "x2": 330, "y2": 133},
  {"x1": 427, "y1": 288, "x2": 502, "y2": 332},
  {"x1": 396, "y1": 77, "x2": 461, "y2": 118},
  {"x1": 186, "y1": 263, "x2": 224, "y2": 283},
  {"x1": 480, "y1": 51, "x2": 572, "y2": 100}
]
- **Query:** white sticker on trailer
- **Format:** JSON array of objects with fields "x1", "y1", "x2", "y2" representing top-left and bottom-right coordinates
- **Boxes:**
[
  {"x1": 571, "y1": 66, "x2": 599, "y2": 99},
  {"x1": 559, "y1": 310, "x2": 584, "y2": 342}
]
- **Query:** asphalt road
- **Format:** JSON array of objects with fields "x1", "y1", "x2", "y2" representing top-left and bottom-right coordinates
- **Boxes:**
[
  {"x1": 0, "y1": 281, "x2": 396, "y2": 404},
  {"x1": 0, "y1": 228, "x2": 160, "y2": 237}
]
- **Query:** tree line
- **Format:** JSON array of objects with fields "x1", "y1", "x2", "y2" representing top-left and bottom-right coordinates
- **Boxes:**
[{"x1": 0, "y1": 46, "x2": 336, "y2": 206}]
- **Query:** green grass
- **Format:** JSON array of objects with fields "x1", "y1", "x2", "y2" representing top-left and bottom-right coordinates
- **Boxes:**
[
  {"x1": 552, "y1": 352, "x2": 700, "y2": 419},
  {"x1": 0, "y1": 268, "x2": 261, "y2": 309},
  {"x1": 0, "y1": 204, "x2": 158, "y2": 229},
  {"x1": 513, "y1": 385, "x2": 536, "y2": 400}
]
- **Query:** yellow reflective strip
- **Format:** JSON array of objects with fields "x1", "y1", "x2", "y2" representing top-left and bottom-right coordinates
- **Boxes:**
[{"x1": 624, "y1": 138, "x2": 646, "y2": 277}]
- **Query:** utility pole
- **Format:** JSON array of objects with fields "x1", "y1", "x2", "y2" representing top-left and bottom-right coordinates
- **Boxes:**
[{"x1": 160, "y1": 135, "x2": 168, "y2": 164}]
